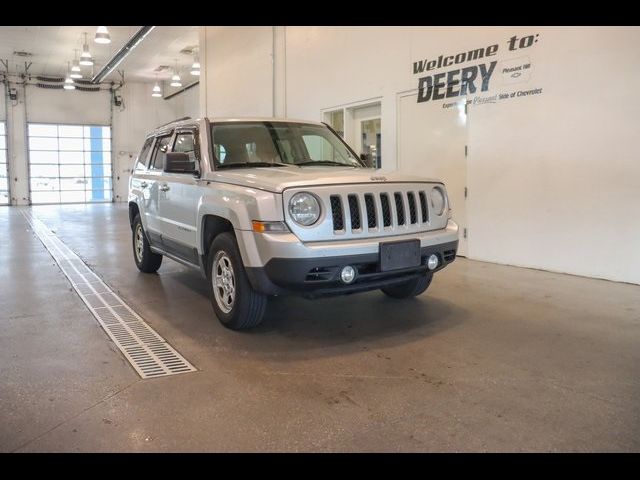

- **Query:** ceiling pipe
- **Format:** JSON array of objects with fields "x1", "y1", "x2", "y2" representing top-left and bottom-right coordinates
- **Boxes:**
[
  {"x1": 163, "y1": 80, "x2": 199, "y2": 100},
  {"x1": 91, "y1": 26, "x2": 155, "y2": 84}
]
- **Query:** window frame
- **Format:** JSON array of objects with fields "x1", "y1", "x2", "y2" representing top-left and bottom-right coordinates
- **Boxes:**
[
  {"x1": 134, "y1": 136, "x2": 155, "y2": 173},
  {"x1": 171, "y1": 127, "x2": 201, "y2": 175},
  {"x1": 149, "y1": 132, "x2": 174, "y2": 172}
]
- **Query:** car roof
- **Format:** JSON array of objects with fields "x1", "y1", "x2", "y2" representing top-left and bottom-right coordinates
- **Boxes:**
[
  {"x1": 149, "y1": 116, "x2": 326, "y2": 137},
  {"x1": 208, "y1": 117, "x2": 325, "y2": 126}
]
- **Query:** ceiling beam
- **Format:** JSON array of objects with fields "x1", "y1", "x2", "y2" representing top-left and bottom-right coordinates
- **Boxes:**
[{"x1": 91, "y1": 26, "x2": 155, "y2": 84}]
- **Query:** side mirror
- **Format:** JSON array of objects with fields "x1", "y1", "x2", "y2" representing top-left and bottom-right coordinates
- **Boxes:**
[
  {"x1": 164, "y1": 152, "x2": 198, "y2": 174},
  {"x1": 360, "y1": 153, "x2": 373, "y2": 168}
]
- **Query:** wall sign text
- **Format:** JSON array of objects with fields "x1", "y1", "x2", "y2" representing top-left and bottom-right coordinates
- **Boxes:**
[{"x1": 413, "y1": 34, "x2": 540, "y2": 104}]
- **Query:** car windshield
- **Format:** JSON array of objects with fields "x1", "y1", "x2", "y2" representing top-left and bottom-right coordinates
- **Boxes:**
[{"x1": 210, "y1": 121, "x2": 364, "y2": 169}]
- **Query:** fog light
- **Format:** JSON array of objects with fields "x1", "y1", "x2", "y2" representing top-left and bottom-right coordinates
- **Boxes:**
[
  {"x1": 341, "y1": 265, "x2": 356, "y2": 284},
  {"x1": 427, "y1": 254, "x2": 439, "y2": 270}
]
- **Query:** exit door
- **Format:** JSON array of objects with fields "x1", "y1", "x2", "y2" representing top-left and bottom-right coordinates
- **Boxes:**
[{"x1": 397, "y1": 91, "x2": 468, "y2": 256}]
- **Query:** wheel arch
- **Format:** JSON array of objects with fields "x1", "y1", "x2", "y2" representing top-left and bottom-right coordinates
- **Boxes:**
[
  {"x1": 200, "y1": 214, "x2": 235, "y2": 259},
  {"x1": 128, "y1": 201, "x2": 140, "y2": 229}
]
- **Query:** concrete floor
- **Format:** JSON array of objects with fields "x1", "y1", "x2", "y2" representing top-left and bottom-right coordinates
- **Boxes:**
[{"x1": 1, "y1": 203, "x2": 639, "y2": 452}]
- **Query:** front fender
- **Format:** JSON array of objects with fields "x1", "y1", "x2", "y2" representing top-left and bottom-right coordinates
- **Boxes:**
[{"x1": 196, "y1": 182, "x2": 284, "y2": 263}]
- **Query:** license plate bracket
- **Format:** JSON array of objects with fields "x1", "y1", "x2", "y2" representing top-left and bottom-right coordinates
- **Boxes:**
[{"x1": 379, "y1": 239, "x2": 421, "y2": 272}]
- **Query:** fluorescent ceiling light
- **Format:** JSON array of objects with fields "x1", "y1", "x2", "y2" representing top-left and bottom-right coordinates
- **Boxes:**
[
  {"x1": 71, "y1": 50, "x2": 81, "y2": 71},
  {"x1": 64, "y1": 61, "x2": 76, "y2": 89},
  {"x1": 191, "y1": 55, "x2": 200, "y2": 75},
  {"x1": 152, "y1": 74, "x2": 162, "y2": 97},
  {"x1": 64, "y1": 76, "x2": 75, "y2": 90},
  {"x1": 94, "y1": 26, "x2": 111, "y2": 44},
  {"x1": 170, "y1": 73, "x2": 182, "y2": 87},
  {"x1": 80, "y1": 33, "x2": 93, "y2": 66}
]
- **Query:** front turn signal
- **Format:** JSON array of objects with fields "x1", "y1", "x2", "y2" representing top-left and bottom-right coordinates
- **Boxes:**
[{"x1": 252, "y1": 221, "x2": 289, "y2": 233}]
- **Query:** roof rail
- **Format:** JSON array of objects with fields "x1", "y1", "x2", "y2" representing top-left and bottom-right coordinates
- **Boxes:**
[{"x1": 156, "y1": 116, "x2": 192, "y2": 130}]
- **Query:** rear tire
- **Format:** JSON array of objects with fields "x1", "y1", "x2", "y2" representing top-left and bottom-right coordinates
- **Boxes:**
[
  {"x1": 132, "y1": 214, "x2": 163, "y2": 273},
  {"x1": 381, "y1": 273, "x2": 433, "y2": 299},
  {"x1": 207, "y1": 232, "x2": 267, "y2": 330}
]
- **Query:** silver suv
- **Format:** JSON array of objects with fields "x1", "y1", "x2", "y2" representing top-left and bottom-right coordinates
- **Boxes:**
[{"x1": 128, "y1": 117, "x2": 459, "y2": 329}]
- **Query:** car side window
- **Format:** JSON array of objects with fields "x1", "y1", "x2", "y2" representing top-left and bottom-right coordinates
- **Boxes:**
[
  {"x1": 134, "y1": 137, "x2": 154, "y2": 172},
  {"x1": 173, "y1": 131, "x2": 198, "y2": 164},
  {"x1": 150, "y1": 135, "x2": 172, "y2": 171}
]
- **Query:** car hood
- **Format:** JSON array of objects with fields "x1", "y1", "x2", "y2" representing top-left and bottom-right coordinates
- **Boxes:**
[{"x1": 203, "y1": 166, "x2": 443, "y2": 193}]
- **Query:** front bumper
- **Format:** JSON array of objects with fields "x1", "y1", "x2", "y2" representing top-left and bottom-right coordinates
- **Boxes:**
[{"x1": 241, "y1": 220, "x2": 459, "y2": 298}]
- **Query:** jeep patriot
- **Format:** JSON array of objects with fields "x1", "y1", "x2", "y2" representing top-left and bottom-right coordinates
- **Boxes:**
[{"x1": 128, "y1": 117, "x2": 459, "y2": 329}]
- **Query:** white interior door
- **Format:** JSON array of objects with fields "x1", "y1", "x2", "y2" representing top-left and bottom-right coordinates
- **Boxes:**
[{"x1": 397, "y1": 91, "x2": 468, "y2": 256}]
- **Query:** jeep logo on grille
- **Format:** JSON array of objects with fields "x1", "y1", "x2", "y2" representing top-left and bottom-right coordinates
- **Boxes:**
[{"x1": 370, "y1": 176, "x2": 387, "y2": 182}]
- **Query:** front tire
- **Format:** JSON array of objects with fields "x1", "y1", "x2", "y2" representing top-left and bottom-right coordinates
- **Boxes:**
[
  {"x1": 381, "y1": 273, "x2": 433, "y2": 299},
  {"x1": 207, "y1": 232, "x2": 267, "y2": 330},
  {"x1": 132, "y1": 214, "x2": 163, "y2": 273}
]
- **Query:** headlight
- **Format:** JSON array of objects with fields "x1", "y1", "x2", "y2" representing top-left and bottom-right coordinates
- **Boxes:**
[
  {"x1": 289, "y1": 192, "x2": 321, "y2": 226},
  {"x1": 430, "y1": 187, "x2": 446, "y2": 216}
]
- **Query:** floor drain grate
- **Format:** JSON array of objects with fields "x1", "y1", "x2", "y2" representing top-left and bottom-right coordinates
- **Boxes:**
[{"x1": 21, "y1": 210, "x2": 197, "y2": 379}]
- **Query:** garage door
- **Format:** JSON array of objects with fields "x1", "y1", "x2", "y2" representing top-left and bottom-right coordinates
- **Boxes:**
[
  {"x1": 27, "y1": 123, "x2": 112, "y2": 204},
  {"x1": 0, "y1": 122, "x2": 8, "y2": 205},
  {"x1": 398, "y1": 91, "x2": 468, "y2": 256}
]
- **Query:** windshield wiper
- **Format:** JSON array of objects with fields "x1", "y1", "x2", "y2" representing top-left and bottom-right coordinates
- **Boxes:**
[
  {"x1": 296, "y1": 160, "x2": 359, "y2": 167},
  {"x1": 216, "y1": 162, "x2": 290, "y2": 169}
]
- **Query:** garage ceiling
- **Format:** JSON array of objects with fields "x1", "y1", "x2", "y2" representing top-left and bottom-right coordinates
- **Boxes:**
[{"x1": 0, "y1": 26, "x2": 199, "y2": 83}]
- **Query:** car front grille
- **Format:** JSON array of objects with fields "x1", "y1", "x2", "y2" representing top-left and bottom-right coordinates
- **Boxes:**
[
  {"x1": 364, "y1": 194, "x2": 376, "y2": 228},
  {"x1": 380, "y1": 193, "x2": 392, "y2": 227},
  {"x1": 329, "y1": 189, "x2": 431, "y2": 234},
  {"x1": 284, "y1": 183, "x2": 448, "y2": 242},
  {"x1": 347, "y1": 194, "x2": 361, "y2": 230},
  {"x1": 330, "y1": 195, "x2": 344, "y2": 231}
]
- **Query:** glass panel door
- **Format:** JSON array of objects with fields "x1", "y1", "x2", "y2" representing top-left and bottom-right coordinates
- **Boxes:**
[
  {"x1": 28, "y1": 123, "x2": 112, "y2": 204},
  {"x1": 360, "y1": 118, "x2": 381, "y2": 169},
  {"x1": 0, "y1": 122, "x2": 8, "y2": 205}
]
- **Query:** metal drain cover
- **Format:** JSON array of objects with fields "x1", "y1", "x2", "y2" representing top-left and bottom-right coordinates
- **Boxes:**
[{"x1": 21, "y1": 210, "x2": 197, "y2": 379}]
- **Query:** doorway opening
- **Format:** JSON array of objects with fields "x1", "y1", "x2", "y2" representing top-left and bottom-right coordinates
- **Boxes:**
[
  {"x1": 360, "y1": 118, "x2": 381, "y2": 169},
  {"x1": 397, "y1": 91, "x2": 468, "y2": 256},
  {"x1": 322, "y1": 99, "x2": 382, "y2": 168}
]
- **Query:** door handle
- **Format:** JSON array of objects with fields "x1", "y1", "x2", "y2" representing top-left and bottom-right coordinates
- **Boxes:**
[
  {"x1": 140, "y1": 181, "x2": 148, "y2": 188},
  {"x1": 160, "y1": 184, "x2": 170, "y2": 192}
]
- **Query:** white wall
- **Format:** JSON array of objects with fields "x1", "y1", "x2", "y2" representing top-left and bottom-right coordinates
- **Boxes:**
[
  {"x1": 202, "y1": 26, "x2": 273, "y2": 117},
  {"x1": 2, "y1": 80, "x2": 198, "y2": 205},
  {"x1": 112, "y1": 82, "x2": 199, "y2": 201},
  {"x1": 26, "y1": 86, "x2": 111, "y2": 124},
  {"x1": 0, "y1": 84, "x2": 5, "y2": 121},
  {"x1": 466, "y1": 28, "x2": 640, "y2": 285},
  {"x1": 165, "y1": 82, "x2": 199, "y2": 120},
  {"x1": 6, "y1": 82, "x2": 29, "y2": 204},
  {"x1": 113, "y1": 82, "x2": 176, "y2": 202},
  {"x1": 200, "y1": 26, "x2": 640, "y2": 284}
]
